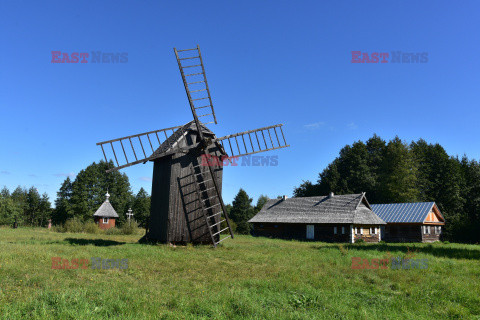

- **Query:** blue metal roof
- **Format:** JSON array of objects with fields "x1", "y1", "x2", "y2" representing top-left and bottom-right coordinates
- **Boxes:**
[{"x1": 370, "y1": 202, "x2": 435, "y2": 223}]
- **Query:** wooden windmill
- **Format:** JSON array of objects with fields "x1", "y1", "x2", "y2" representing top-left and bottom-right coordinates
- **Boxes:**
[{"x1": 96, "y1": 46, "x2": 290, "y2": 246}]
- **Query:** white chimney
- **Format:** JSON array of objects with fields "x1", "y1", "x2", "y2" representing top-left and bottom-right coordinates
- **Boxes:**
[
  {"x1": 329, "y1": 192, "x2": 334, "y2": 198},
  {"x1": 282, "y1": 195, "x2": 288, "y2": 201}
]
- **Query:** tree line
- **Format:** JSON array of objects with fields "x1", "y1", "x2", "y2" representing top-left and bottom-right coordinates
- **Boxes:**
[
  {"x1": 0, "y1": 161, "x2": 151, "y2": 228},
  {"x1": 293, "y1": 135, "x2": 480, "y2": 243},
  {"x1": 0, "y1": 186, "x2": 51, "y2": 226}
]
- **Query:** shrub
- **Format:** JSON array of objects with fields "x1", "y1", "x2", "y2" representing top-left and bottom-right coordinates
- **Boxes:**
[
  {"x1": 51, "y1": 219, "x2": 145, "y2": 235},
  {"x1": 121, "y1": 221, "x2": 140, "y2": 235},
  {"x1": 355, "y1": 238, "x2": 365, "y2": 244},
  {"x1": 83, "y1": 221, "x2": 100, "y2": 234},
  {"x1": 52, "y1": 219, "x2": 100, "y2": 234},
  {"x1": 51, "y1": 224, "x2": 66, "y2": 233},
  {"x1": 64, "y1": 218, "x2": 84, "y2": 233}
]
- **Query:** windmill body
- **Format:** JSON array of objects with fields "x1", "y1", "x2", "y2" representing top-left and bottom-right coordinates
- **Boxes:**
[
  {"x1": 96, "y1": 46, "x2": 290, "y2": 246},
  {"x1": 149, "y1": 121, "x2": 225, "y2": 243}
]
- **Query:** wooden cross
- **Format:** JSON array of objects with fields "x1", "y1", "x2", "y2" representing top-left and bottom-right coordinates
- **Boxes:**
[{"x1": 126, "y1": 208, "x2": 133, "y2": 221}]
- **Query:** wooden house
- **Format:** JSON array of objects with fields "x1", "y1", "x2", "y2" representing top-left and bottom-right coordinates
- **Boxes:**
[
  {"x1": 370, "y1": 202, "x2": 445, "y2": 242},
  {"x1": 248, "y1": 193, "x2": 386, "y2": 243},
  {"x1": 93, "y1": 192, "x2": 119, "y2": 230},
  {"x1": 147, "y1": 121, "x2": 225, "y2": 244}
]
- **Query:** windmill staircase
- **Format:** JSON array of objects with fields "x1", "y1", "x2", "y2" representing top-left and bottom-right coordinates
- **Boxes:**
[{"x1": 190, "y1": 162, "x2": 234, "y2": 247}]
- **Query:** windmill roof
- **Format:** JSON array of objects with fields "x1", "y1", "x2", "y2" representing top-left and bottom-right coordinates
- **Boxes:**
[
  {"x1": 370, "y1": 202, "x2": 440, "y2": 223},
  {"x1": 248, "y1": 194, "x2": 386, "y2": 225},
  {"x1": 149, "y1": 120, "x2": 222, "y2": 160},
  {"x1": 93, "y1": 201, "x2": 119, "y2": 218}
]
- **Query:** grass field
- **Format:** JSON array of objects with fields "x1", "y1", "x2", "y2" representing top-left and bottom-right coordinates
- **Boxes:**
[{"x1": 0, "y1": 227, "x2": 479, "y2": 319}]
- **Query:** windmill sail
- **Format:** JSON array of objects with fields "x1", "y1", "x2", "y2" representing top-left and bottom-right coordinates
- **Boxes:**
[
  {"x1": 216, "y1": 124, "x2": 289, "y2": 158},
  {"x1": 96, "y1": 125, "x2": 188, "y2": 173},
  {"x1": 174, "y1": 45, "x2": 218, "y2": 126}
]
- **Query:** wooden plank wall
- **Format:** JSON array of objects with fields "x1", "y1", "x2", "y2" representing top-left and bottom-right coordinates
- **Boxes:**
[
  {"x1": 148, "y1": 155, "x2": 173, "y2": 242},
  {"x1": 384, "y1": 224, "x2": 423, "y2": 242},
  {"x1": 252, "y1": 223, "x2": 351, "y2": 242},
  {"x1": 148, "y1": 131, "x2": 224, "y2": 244}
]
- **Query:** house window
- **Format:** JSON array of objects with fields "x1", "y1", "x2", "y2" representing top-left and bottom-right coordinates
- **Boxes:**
[
  {"x1": 424, "y1": 226, "x2": 430, "y2": 234},
  {"x1": 436, "y1": 226, "x2": 442, "y2": 234},
  {"x1": 342, "y1": 227, "x2": 345, "y2": 234},
  {"x1": 370, "y1": 227, "x2": 376, "y2": 234},
  {"x1": 103, "y1": 218, "x2": 109, "y2": 224},
  {"x1": 356, "y1": 227, "x2": 362, "y2": 234},
  {"x1": 334, "y1": 227, "x2": 337, "y2": 234}
]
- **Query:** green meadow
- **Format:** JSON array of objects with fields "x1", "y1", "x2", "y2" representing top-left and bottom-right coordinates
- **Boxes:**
[{"x1": 0, "y1": 227, "x2": 479, "y2": 319}]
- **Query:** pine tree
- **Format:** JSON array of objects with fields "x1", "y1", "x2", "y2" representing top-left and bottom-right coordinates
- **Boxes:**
[
  {"x1": 230, "y1": 188, "x2": 255, "y2": 234},
  {"x1": 379, "y1": 137, "x2": 419, "y2": 203},
  {"x1": 1, "y1": 186, "x2": 10, "y2": 198},
  {"x1": 0, "y1": 187, "x2": 21, "y2": 225},
  {"x1": 131, "y1": 188, "x2": 150, "y2": 227},
  {"x1": 38, "y1": 193, "x2": 52, "y2": 227},
  {"x1": 52, "y1": 177, "x2": 74, "y2": 224},
  {"x1": 26, "y1": 187, "x2": 41, "y2": 226},
  {"x1": 11, "y1": 186, "x2": 27, "y2": 223},
  {"x1": 365, "y1": 134, "x2": 387, "y2": 203}
]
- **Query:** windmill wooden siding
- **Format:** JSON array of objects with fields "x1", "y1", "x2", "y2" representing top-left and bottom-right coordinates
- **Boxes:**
[
  {"x1": 249, "y1": 193, "x2": 386, "y2": 243},
  {"x1": 148, "y1": 123, "x2": 225, "y2": 244},
  {"x1": 371, "y1": 202, "x2": 445, "y2": 243}
]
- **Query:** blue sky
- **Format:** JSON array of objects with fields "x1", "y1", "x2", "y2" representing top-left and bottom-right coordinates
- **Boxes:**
[{"x1": 1, "y1": 1, "x2": 479, "y2": 206}]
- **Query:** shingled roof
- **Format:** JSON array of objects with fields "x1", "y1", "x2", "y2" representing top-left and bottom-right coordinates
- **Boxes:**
[
  {"x1": 93, "y1": 192, "x2": 119, "y2": 218},
  {"x1": 149, "y1": 120, "x2": 225, "y2": 160},
  {"x1": 248, "y1": 193, "x2": 386, "y2": 225},
  {"x1": 370, "y1": 202, "x2": 443, "y2": 223}
]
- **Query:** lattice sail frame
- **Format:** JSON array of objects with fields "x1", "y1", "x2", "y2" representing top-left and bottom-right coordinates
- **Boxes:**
[
  {"x1": 174, "y1": 45, "x2": 217, "y2": 126},
  {"x1": 215, "y1": 124, "x2": 288, "y2": 158},
  {"x1": 96, "y1": 125, "x2": 190, "y2": 173}
]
